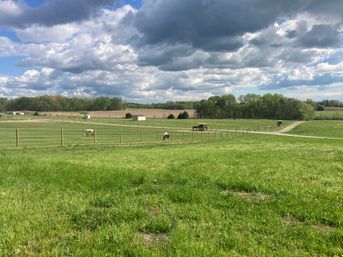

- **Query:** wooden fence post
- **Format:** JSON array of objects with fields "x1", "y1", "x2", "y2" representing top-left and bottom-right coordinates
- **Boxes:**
[
  {"x1": 141, "y1": 130, "x2": 143, "y2": 142},
  {"x1": 120, "y1": 130, "x2": 122, "y2": 145},
  {"x1": 93, "y1": 130, "x2": 96, "y2": 144},
  {"x1": 192, "y1": 131, "x2": 194, "y2": 141},
  {"x1": 16, "y1": 128, "x2": 19, "y2": 148},
  {"x1": 61, "y1": 128, "x2": 64, "y2": 146},
  {"x1": 157, "y1": 131, "x2": 159, "y2": 142}
]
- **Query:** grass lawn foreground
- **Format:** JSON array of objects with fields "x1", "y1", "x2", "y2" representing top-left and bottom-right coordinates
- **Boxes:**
[{"x1": 0, "y1": 135, "x2": 342, "y2": 256}]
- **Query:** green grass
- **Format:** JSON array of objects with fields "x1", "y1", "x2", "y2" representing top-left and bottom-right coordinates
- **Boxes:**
[
  {"x1": 37, "y1": 116, "x2": 292, "y2": 131},
  {"x1": 0, "y1": 119, "x2": 232, "y2": 149},
  {"x1": 0, "y1": 135, "x2": 342, "y2": 256},
  {"x1": 315, "y1": 111, "x2": 343, "y2": 120},
  {"x1": 0, "y1": 118, "x2": 288, "y2": 149},
  {"x1": 291, "y1": 120, "x2": 343, "y2": 138}
]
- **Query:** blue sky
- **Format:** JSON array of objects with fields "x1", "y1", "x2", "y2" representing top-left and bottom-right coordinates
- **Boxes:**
[{"x1": 0, "y1": 0, "x2": 342, "y2": 102}]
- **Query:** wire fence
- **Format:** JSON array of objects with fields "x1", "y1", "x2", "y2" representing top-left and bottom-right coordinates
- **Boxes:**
[{"x1": 0, "y1": 127, "x2": 250, "y2": 149}]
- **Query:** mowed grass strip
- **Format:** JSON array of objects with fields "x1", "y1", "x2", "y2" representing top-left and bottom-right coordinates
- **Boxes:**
[
  {"x1": 0, "y1": 135, "x2": 342, "y2": 256},
  {"x1": 291, "y1": 120, "x2": 343, "y2": 138}
]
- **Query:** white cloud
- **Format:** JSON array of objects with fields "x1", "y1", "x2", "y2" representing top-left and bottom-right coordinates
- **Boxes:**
[{"x1": 0, "y1": 1, "x2": 342, "y2": 101}]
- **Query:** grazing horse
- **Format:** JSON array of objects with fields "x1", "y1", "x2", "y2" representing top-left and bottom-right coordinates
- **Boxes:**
[
  {"x1": 83, "y1": 129, "x2": 95, "y2": 136},
  {"x1": 163, "y1": 132, "x2": 170, "y2": 141}
]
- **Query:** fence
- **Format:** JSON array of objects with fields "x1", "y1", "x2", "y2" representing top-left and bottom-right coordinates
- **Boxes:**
[{"x1": 0, "y1": 127, "x2": 251, "y2": 149}]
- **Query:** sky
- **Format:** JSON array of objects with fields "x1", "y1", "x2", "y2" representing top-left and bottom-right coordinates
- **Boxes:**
[{"x1": 0, "y1": 0, "x2": 342, "y2": 103}]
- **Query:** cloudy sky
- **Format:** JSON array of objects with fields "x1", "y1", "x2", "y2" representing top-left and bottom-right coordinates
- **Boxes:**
[{"x1": 0, "y1": 0, "x2": 342, "y2": 102}]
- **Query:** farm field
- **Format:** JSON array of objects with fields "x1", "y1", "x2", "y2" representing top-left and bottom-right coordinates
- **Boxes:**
[
  {"x1": 0, "y1": 117, "x2": 293, "y2": 149},
  {"x1": 0, "y1": 119, "x2": 222, "y2": 149},
  {"x1": 39, "y1": 109, "x2": 197, "y2": 119},
  {"x1": 36, "y1": 116, "x2": 292, "y2": 131},
  {"x1": 315, "y1": 111, "x2": 343, "y2": 120},
  {"x1": 0, "y1": 135, "x2": 342, "y2": 256},
  {"x1": 291, "y1": 120, "x2": 343, "y2": 138}
]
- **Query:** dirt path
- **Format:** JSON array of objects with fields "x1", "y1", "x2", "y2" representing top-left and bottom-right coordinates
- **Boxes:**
[{"x1": 278, "y1": 121, "x2": 305, "y2": 133}]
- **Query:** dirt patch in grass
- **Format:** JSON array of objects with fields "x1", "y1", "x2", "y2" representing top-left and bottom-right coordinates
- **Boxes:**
[
  {"x1": 312, "y1": 224, "x2": 335, "y2": 233},
  {"x1": 234, "y1": 192, "x2": 269, "y2": 201},
  {"x1": 282, "y1": 217, "x2": 302, "y2": 226},
  {"x1": 221, "y1": 190, "x2": 269, "y2": 201},
  {"x1": 147, "y1": 206, "x2": 161, "y2": 215},
  {"x1": 139, "y1": 232, "x2": 169, "y2": 247},
  {"x1": 283, "y1": 217, "x2": 335, "y2": 233}
]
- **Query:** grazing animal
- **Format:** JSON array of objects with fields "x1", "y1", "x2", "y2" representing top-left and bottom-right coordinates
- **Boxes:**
[
  {"x1": 83, "y1": 129, "x2": 95, "y2": 136},
  {"x1": 163, "y1": 132, "x2": 170, "y2": 141}
]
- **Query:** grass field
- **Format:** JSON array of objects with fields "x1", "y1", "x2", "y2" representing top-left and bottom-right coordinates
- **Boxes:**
[
  {"x1": 315, "y1": 111, "x2": 343, "y2": 120},
  {"x1": 291, "y1": 120, "x2": 343, "y2": 138},
  {"x1": 0, "y1": 120, "x2": 224, "y2": 149},
  {"x1": 0, "y1": 118, "x2": 291, "y2": 149},
  {"x1": 0, "y1": 135, "x2": 342, "y2": 256},
  {"x1": 37, "y1": 116, "x2": 291, "y2": 131}
]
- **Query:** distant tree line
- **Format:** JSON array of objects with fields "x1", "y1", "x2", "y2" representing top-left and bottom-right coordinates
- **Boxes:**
[
  {"x1": 195, "y1": 94, "x2": 315, "y2": 120},
  {"x1": 0, "y1": 96, "x2": 125, "y2": 112},
  {"x1": 126, "y1": 101, "x2": 198, "y2": 110},
  {"x1": 0, "y1": 94, "x2": 341, "y2": 121}
]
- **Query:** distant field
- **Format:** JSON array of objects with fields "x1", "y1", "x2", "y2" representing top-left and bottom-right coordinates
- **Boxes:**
[
  {"x1": 37, "y1": 116, "x2": 292, "y2": 131},
  {"x1": 291, "y1": 120, "x2": 343, "y2": 138},
  {"x1": 39, "y1": 109, "x2": 197, "y2": 119},
  {"x1": 0, "y1": 119, "x2": 241, "y2": 149},
  {"x1": 315, "y1": 111, "x2": 343, "y2": 120},
  {"x1": 0, "y1": 136, "x2": 342, "y2": 256}
]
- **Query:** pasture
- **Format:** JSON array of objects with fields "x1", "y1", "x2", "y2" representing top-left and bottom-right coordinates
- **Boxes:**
[
  {"x1": 37, "y1": 116, "x2": 291, "y2": 131},
  {"x1": 0, "y1": 136, "x2": 342, "y2": 256},
  {"x1": 291, "y1": 120, "x2": 343, "y2": 138},
  {"x1": 0, "y1": 118, "x2": 288, "y2": 149},
  {"x1": 0, "y1": 117, "x2": 342, "y2": 256},
  {"x1": 315, "y1": 111, "x2": 343, "y2": 120}
]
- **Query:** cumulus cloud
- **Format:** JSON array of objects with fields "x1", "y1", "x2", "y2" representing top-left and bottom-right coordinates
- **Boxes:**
[
  {"x1": 0, "y1": 0, "x2": 118, "y2": 28},
  {"x1": 0, "y1": 0, "x2": 343, "y2": 101}
]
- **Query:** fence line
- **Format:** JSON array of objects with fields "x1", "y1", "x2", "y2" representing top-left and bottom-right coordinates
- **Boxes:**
[{"x1": 0, "y1": 127, "x2": 253, "y2": 149}]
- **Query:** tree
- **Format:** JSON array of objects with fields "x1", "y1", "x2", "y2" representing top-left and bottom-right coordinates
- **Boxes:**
[
  {"x1": 167, "y1": 114, "x2": 175, "y2": 119},
  {"x1": 125, "y1": 113, "x2": 133, "y2": 119},
  {"x1": 109, "y1": 97, "x2": 125, "y2": 110},
  {"x1": 177, "y1": 111, "x2": 189, "y2": 119}
]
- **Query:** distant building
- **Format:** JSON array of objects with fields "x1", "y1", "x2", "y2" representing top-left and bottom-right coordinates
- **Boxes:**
[
  {"x1": 10, "y1": 112, "x2": 25, "y2": 116},
  {"x1": 132, "y1": 115, "x2": 146, "y2": 121}
]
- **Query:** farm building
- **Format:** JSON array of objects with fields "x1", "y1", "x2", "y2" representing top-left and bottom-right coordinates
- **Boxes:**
[
  {"x1": 83, "y1": 114, "x2": 91, "y2": 120},
  {"x1": 132, "y1": 115, "x2": 146, "y2": 121},
  {"x1": 10, "y1": 112, "x2": 25, "y2": 116}
]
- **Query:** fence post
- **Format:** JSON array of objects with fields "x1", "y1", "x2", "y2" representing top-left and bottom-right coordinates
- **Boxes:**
[
  {"x1": 157, "y1": 131, "x2": 159, "y2": 142},
  {"x1": 93, "y1": 130, "x2": 96, "y2": 144},
  {"x1": 120, "y1": 129, "x2": 122, "y2": 145},
  {"x1": 201, "y1": 131, "x2": 203, "y2": 141},
  {"x1": 192, "y1": 131, "x2": 194, "y2": 141},
  {"x1": 16, "y1": 128, "x2": 19, "y2": 148},
  {"x1": 221, "y1": 131, "x2": 223, "y2": 139},
  {"x1": 141, "y1": 130, "x2": 143, "y2": 142},
  {"x1": 61, "y1": 128, "x2": 64, "y2": 146}
]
